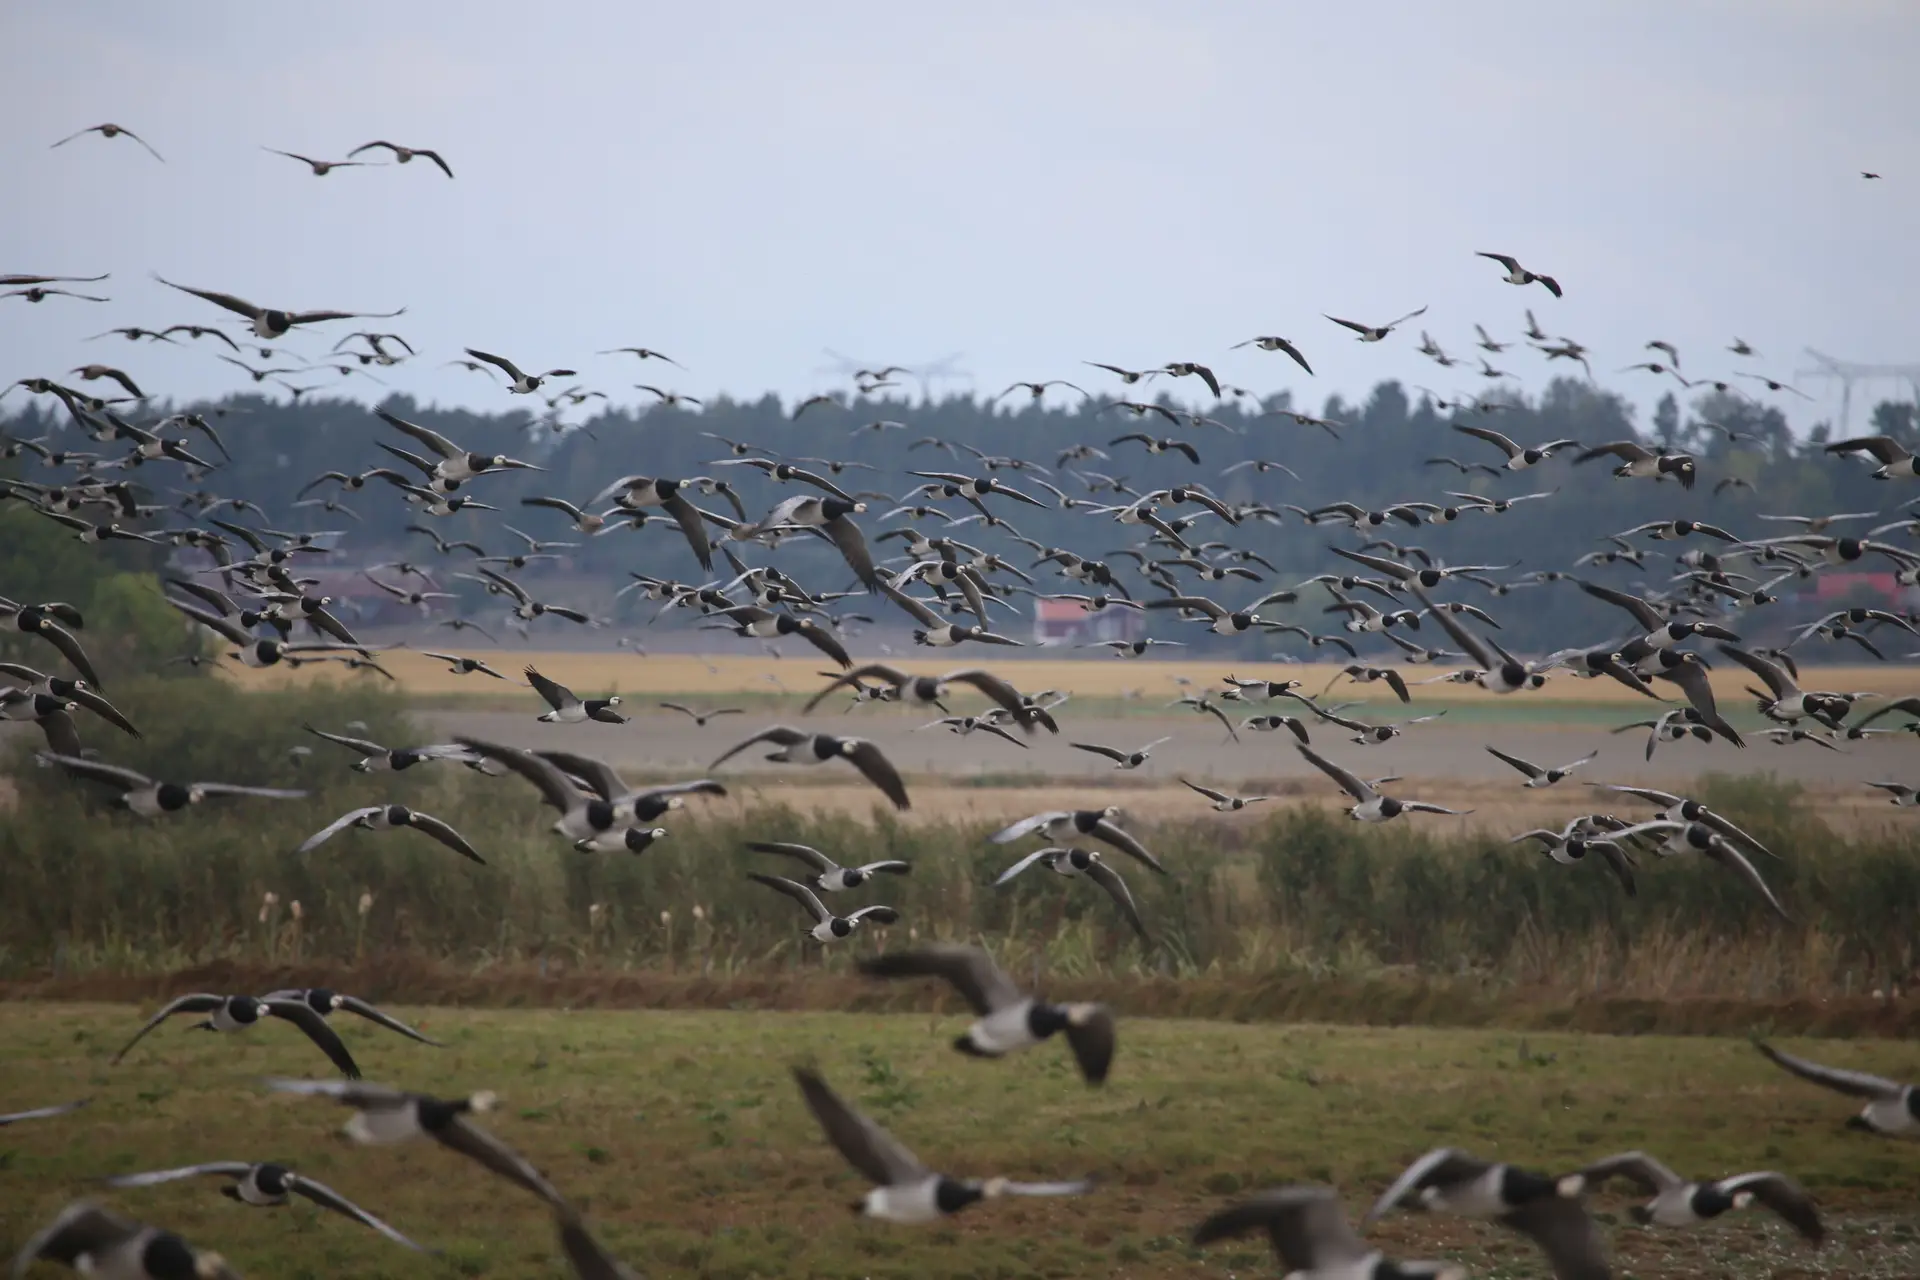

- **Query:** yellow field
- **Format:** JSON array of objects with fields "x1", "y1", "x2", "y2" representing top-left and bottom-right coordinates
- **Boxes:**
[{"x1": 221, "y1": 649, "x2": 1920, "y2": 705}]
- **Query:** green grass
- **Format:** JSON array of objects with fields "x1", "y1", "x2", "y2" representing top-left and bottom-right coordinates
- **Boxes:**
[{"x1": 2, "y1": 1005, "x2": 1917, "y2": 1278}]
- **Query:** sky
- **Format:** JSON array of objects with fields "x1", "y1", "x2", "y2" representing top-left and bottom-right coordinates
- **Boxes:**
[{"x1": 4, "y1": 1, "x2": 1918, "y2": 432}]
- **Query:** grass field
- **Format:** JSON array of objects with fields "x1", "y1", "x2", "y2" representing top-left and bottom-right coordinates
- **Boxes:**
[
  {"x1": 2, "y1": 1006, "x2": 1916, "y2": 1279},
  {"x1": 217, "y1": 650, "x2": 1920, "y2": 709}
]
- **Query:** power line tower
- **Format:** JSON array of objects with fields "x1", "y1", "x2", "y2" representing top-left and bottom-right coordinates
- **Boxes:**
[
  {"x1": 816, "y1": 349, "x2": 974, "y2": 403},
  {"x1": 1797, "y1": 348, "x2": 1920, "y2": 432}
]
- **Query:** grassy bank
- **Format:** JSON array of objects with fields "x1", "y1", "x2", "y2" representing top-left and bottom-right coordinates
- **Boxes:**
[
  {"x1": 3, "y1": 680, "x2": 1918, "y2": 1011},
  {"x1": 2, "y1": 1005, "x2": 1916, "y2": 1280}
]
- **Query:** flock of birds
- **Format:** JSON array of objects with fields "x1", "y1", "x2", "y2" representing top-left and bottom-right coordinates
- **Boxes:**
[{"x1": 5, "y1": 124, "x2": 1916, "y2": 1280}]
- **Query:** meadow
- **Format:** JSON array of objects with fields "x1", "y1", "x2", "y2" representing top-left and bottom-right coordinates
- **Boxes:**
[{"x1": 1, "y1": 1005, "x2": 1916, "y2": 1280}]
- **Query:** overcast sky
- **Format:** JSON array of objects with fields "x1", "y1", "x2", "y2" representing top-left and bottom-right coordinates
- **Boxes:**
[{"x1": 4, "y1": 1, "x2": 1917, "y2": 431}]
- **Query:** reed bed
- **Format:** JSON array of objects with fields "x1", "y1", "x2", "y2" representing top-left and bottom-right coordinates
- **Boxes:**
[{"x1": 2, "y1": 678, "x2": 1916, "y2": 1003}]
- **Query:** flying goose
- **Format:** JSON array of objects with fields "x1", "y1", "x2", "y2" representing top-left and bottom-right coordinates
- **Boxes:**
[
  {"x1": 747, "y1": 873, "x2": 898, "y2": 942},
  {"x1": 660, "y1": 701, "x2": 744, "y2": 726},
  {"x1": 1866, "y1": 781, "x2": 1920, "y2": 806},
  {"x1": 1297, "y1": 743, "x2": 1468, "y2": 822},
  {"x1": 1603, "y1": 819, "x2": 1792, "y2": 920},
  {"x1": 421, "y1": 651, "x2": 506, "y2": 679},
  {"x1": 994, "y1": 846, "x2": 1148, "y2": 941},
  {"x1": 710, "y1": 725, "x2": 910, "y2": 810},
  {"x1": 462, "y1": 348, "x2": 576, "y2": 394},
  {"x1": 1510, "y1": 817, "x2": 1639, "y2": 895},
  {"x1": 859, "y1": 944, "x2": 1116, "y2": 1082},
  {"x1": 1324, "y1": 305, "x2": 1428, "y2": 342},
  {"x1": 525, "y1": 665, "x2": 623, "y2": 723},
  {"x1": 1753, "y1": 1041, "x2": 1918, "y2": 1135},
  {"x1": 1410, "y1": 585, "x2": 1545, "y2": 695},
  {"x1": 1715, "y1": 644, "x2": 1861, "y2": 726},
  {"x1": 792, "y1": 1067, "x2": 1092, "y2": 1222},
  {"x1": 803, "y1": 663, "x2": 1056, "y2": 731},
  {"x1": 112, "y1": 994, "x2": 359, "y2": 1077},
  {"x1": 1824, "y1": 434, "x2": 1920, "y2": 478},
  {"x1": 992, "y1": 807, "x2": 1164, "y2": 873},
  {"x1": 1476, "y1": 251, "x2": 1562, "y2": 296},
  {"x1": 52, "y1": 122, "x2": 165, "y2": 160},
  {"x1": 12, "y1": 1202, "x2": 239, "y2": 1280},
  {"x1": 1181, "y1": 779, "x2": 1271, "y2": 812},
  {"x1": 262, "y1": 148, "x2": 364, "y2": 175},
  {"x1": 1485, "y1": 745, "x2": 1595, "y2": 787},
  {"x1": 0, "y1": 663, "x2": 138, "y2": 736},
  {"x1": 1160, "y1": 361, "x2": 1222, "y2": 395},
  {"x1": 296, "y1": 805, "x2": 484, "y2": 864},
  {"x1": 879, "y1": 583, "x2": 1025, "y2": 647},
  {"x1": 530, "y1": 749, "x2": 725, "y2": 832},
  {"x1": 1365, "y1": 1147, "x2": 1605, "y2": 1280},
  {"x1": 0, "y1": 598, "x2": 103, "y2": 686},
  {"x1": 518, "y1": 496, "x2": 606, "y2": 534},
  {"x1": 1587, "y1": 784, "x2": 1775, "y2": 860},
  {"x1": 1453, "y1": 424, "x2": 1579, "y2": 470},
  {"x1": 708, "y1": 606, "x2": 853, "y2": 668},
  {"x1": 455, "y1": 738, "x2": 645, "y2": 844},
  {"x1": 104, "y1": 1162, "x2": 429, "y2": 1251},
  {"x1": 1577, "y1": 1151, "x2": 1821, "y2": 1244},
  {"x1": 746, "y1": 841, "x2": 909, "y2": 891},
  {"x1": 38, "y1": 753, "x2": 304, "y2": 817},
  {"x1": 581, "y1": 474, "x2": 715, "y2": 569},
  {"x1": 257, "y1": 988, "x2": 442, "y2": 1046},
  {"x1": 1229, "y1": 335, "x2": 1313, "y2": 373},
  {"x1": 155, "y1": 276, "x2": 402, "y2": 339},
  {"x1": 267, "y1": 1078, "x2": 569, "y2": 1209},
  {"x1": 1191, "y1": 1185, "x2": 1465, "y2": 1280},
  {"x1": 376, "y1": 410, "x2": 540, "y2": 482},
  {"x1": 1070, "y1": 736, "x2": 1169, "y2": 769},
  {"x1": 1574, "y1": 441, "x2": 1697, "y2": 488},
  {"x1": 302, "y1": 724, "x2": 481, "y2": 772},
  {"x1": 347, "y1": 140, "x2": 453, "y2": 176}
]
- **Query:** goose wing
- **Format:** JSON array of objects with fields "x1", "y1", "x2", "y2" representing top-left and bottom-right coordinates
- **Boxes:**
[
  {"x1": 13, "y1": 1203, "x2": 147, "y2": 1277},
  {"x1": 709, "y1": 724, "x2": 809, "y2": 770},
  {"x1": 334, "y1": 995, "x2": 444, "y2": 1046},
  {"x1": 1754, "y1": 1041, "x2": 1905, "y2": 1100},
  {"x1": 555, "y1": 1210, "x2": 640, "y2": 1280},
  {"x1": 37, "y1": 753, "x2": 152, "y2": 791},
  {"x1": 288, "y1": 1173, "x2": 435, "y2": 1250},
  {"x1": 1701, "y1": 839, "x2": 1792, "y2": 921},
  {"x1": 792, "y1": 1067, "x2": 928, "y2": 1187},
  {"x1": 991, "y1": 811, "x2": 1069, "y2": 843},
  {"x1": 531, "y1": 750, "x2": 628, "y2": 800},
  {"x1": 1576, "y1": 579, "x2": 1664, "y2": 632},
  {"x1": 434, "y1": 1115, "x2": 572, "y2": 1209},
  {"x1": 112, "y1": 994, "x2": 225, "y2": 1063},
  {"x1": 264, "y1": 998, "x2": 362, "y2": 1078},
  {"x1": 746, "y1": 841, "x2": 836, "y2": 873},
  {"x1": 407, "y1": 811, "x2": 485, "y2": 864},
  {"x1": 1071, "y1": 742, "x2": 1130, "y2": 763},
  {"x1": 1715, "y1": 1172, "x2": 1822, "y2": 1242},
  {"x1": 842, "y1": 739, "x2": 911, "y2": 810},
  {"x1": 0, "y1": 1099, "x2": 90, "y2": 1126},
  {"x1": 1576, "y1": 1150, "x2": 1684, "y2": 1194},
  {"x1": 1363, "y1": 1148, "x2": 1490, "y2": 1222},
  {"x1": 296, "y1": 807, "x2": 382, "y2": 853},
  {"x1": 1192, "y1": 1185, "x2": 1369, "y2": 1271},
  {"x1": 857, "y1": 944, "x2": 1022, "y2": 1015},
  {"x1": 1295, "y1": 743, "x2": 1375, "y2": 803},
  {"x1": 104, "y1": 1161, "x2": 254, "y2": 1187},
  {"x1": 523, "y1": 665, "x2": 576, "y2": 710},
  {"x1": 455, "y1": 738, "x2": 585, "y2": 812},
  {"x1": 1485, "y1": 746, "x2": 1544, "y2": 780},
  {"x1": 1084, "y1": 857, "x2": 1150, "y2": 941},
  {"x1": 803, "y1": 663, "x2": 909, "y2": 713},
  {"x1": 1500, "y1": 1195, "x2": 1611, "y2": 1280},
  {"x1": 1717, "y1": 644, "x2": 1798, "y2": 699},
  {"x1": 1182, "y1": 778, "x2": 1231, "y2": 803},
  {"x1": 304, "y1": 724, "x2": 388, "y2": 755},
  {"x1": 1089, "y1": 817, "x2": 1165, "y2": 874},
  {"x1": 748, "y1": 873, "x2": 832, "y2": 924}
]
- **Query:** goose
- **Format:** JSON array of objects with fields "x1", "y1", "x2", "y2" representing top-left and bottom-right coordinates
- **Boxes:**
[
  {"x1": 266, "y1": 1078, "x2": 569, "y2": 1209},
  {"x1": 1229, "y1": 335, "x2": 1312, "y2": 373},
  {"x1": 599, "y1": 345, "x2": 682, "y2": 366},
  {"x1": 1603, "y1": 819, "x2": 1792, "y2": 919},
  {"x1": 38, "y1": 753, "x2": 304, "y2": 816},
  {"x1": 804, "y1": 663, "x2": 1056, "y2": 731},
  {"x1": 524, "y1": 665, "x2": 623, "y2": 723},
  {"x1": 347, "y1": 140, "x2": 453, "y2": 176},
  {"x1": 1754, "y1": 1041, "x2": 1919, "y2": 1135},
  {"x1": 155, "y1": 276, "x2": 401, "y2": 339},
  {"x1": 1485, "y1": 745, "x2": 1595, "y2": 787},
  {"x1": 1510, "y1": 817, "x2": 1639, "y2": 894},
  {"x1": 1575, "y1": 580, "x2": 1741, "y2": 657},
  {"x1": 1182, "y1": 779, "x2": 1270, "y2": 812},
  {"x1": 0, "y1": 662, "x2": 138, "y2": 736},
  {"x1": 256, "y1": 988, "x2": 442, "y2": 1046},
  {"x1": 302, "y1": 726, "x2": 483, "y2": 774},
  {"x1": 12, "y1": 1202, "x2": 238, "y2": 1280},
  {"x1": 1192, "y1": 1185, "x2": 1465, "y2": 1280},
  {"x1": 1305, "y1": 702, "x2": 1447, "y2": 746},
  {"x1": 1823, "y1": 434, "x2": 1920, "y2": 478},
  {"x1": 859, "y1": 944, "x2": 1116, "y2": 1082},
  {"x1": 1715, "y1": 644, "x2": 1862, "y2": 726},
  {"x1": 880, "y1": 583, "x2": 1025, "y2": 648},
  {"x1": 1574, "y1": 441, "x2": 1697, "y2": 488},
  {"x1": 420, "y1": 651, "x2": 506, "y2": 679},
  {"x1": 1589, "y1": 784, "x2": 1775, "y2": 860},
  {"x1": 1577, "y1": 1151, "x2": 1821, "y2": 1244},
  {"x1": 708, "y1": 606, "x2": 852, "y2": 668},
  {"x1": 535, "y1": 749, "x2": 724, "y2": 822},
  {"x1": 1453, "y1": 424, "x2": 1579, "y2": 470},
  {"x1": 462, "y1": 348, "x2": 576, "y2": 394},
  {"x1": 1087, "y1": 637, "x2": 1185, "y2": 657},
  {"x1": 0, "y1": 1098, "x2": 90, "y2": 1127},
  {"x1": 997, "y1": 378, "x2": 1085, "y2": 401},
  {"x1": 376, "y1": 410, "x2": 541, "y2": 482},
  {"x1": 1297, "y1": 743, "x2": 1468, "y2": 822},
  {"x1": 518, "y1": 496, "x2": 606, "y2": 534},
  {"x1": 112, "y1": 994, "x2": 359, "y2": 1077},
  {"x1": 710, "y1": 725, "x2": 910, "y2": 809},
  {"x1": 296, "y1": 805, "x2": 484, "y2": 864},
  {"x1": 1070, "y1": 736, "x2": 1169, "y2": 769},
  {"x1": 4, "y1": 285, "x2": 109, "y2": 303},
  {"x1": 1242, "y1": 713, "x2": 1311, "y2": 741},
  {"x1": 990, "y1": 807, "x2": 1164, "y2": 873},
  {"x1": 746, "y1": 841, "x2": 909, "y2": 891},
  {"x1": 455, "y1": 738, "x2": 643, "y2": 844},
  {"x1": 1109, "y1": 432, "x2": 1199, "y2": 464},
  {"x1": 747, "y1": 873, "x2": 898, "y2": 942},
  {"x1": 103, "y1": 1163, "x2": 429, "y2": 1251},
  {"x1": 792, "y1": 1067, "x2": 1092, "y2": 1222},
  {"x1": 52, "y1": 121, "x2": 165, "y2": 160},
  {"x1": 918, "y1": 714, "x2": 1028, "y2": 747},
  {"x1": 581, "y1": 473, "x2": 715, "y2": 569},
  {"x1": 1867, "y1": 781, "x2": 1920, "y2": 806},
  {"x1": 1160, "y1": 361, "x2": 1221, "y2": 395},
  {"x1": 1476, "y1": 251, "x2": 1562, "y2": 296},
  {"x1": 262, "y1": 148, "x2": 364, "y2": 175},
  {"x1": 1144, "y1": 592, "x2": 1264, "y2": 635},
  {"x1": 1365, "y1": 1147, "x2": 1604, "y2": 1279},
  {"x1": 1411, "y1": 585, "x2": 1544, "y2": 694},
  {"x1": 994, "y1": 846, "x2": 1148, "y2": 940},
  {"x1": 1324, "y1": 305, "x2": 1428, "y2": 342},
  {"x1": 659, "y1": 701, "x2": 744, "y2": 726}
]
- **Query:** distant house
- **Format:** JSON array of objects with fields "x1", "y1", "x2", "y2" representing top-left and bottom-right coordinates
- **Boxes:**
[
  {"x1": 1031, "y1": 597, "x2": 1145, "y2": 646},
  {"x1": 1813, "y1": 571, "x2": 1916, "y2": 607}
]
